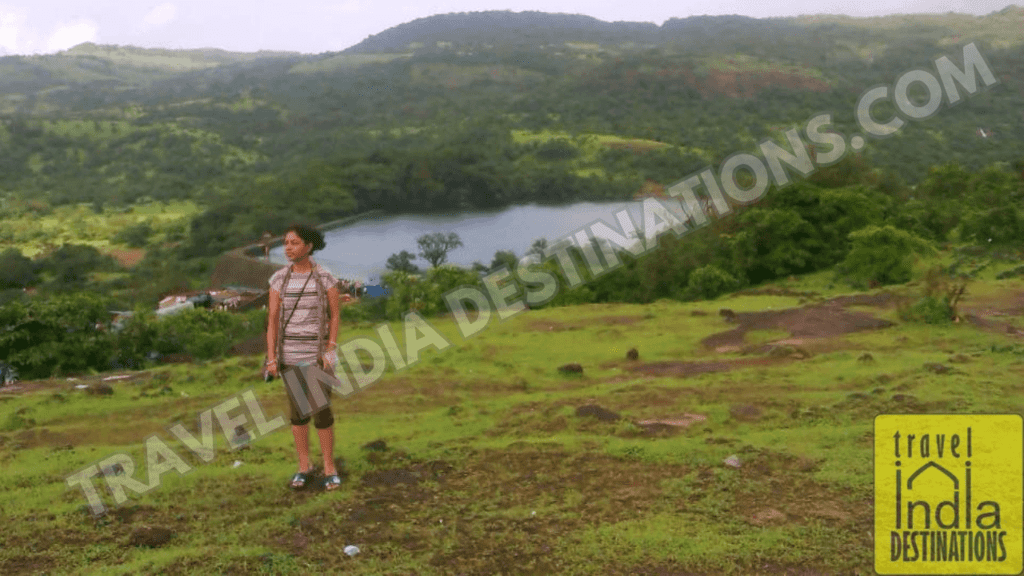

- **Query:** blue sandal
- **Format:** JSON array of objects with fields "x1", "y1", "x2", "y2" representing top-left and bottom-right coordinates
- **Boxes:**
[
  {"x1": 290, "y1": 470, "x2": 314, "y2": 490},
  {"x1": 324, "y1": 474, "x2": 342, "y2": 491}
]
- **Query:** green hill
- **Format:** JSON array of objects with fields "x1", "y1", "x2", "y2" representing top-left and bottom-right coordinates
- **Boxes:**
[
  {"x1": 1, "y1": 264, "x2": 1023, "y2": 573},
  {"x1": 0, "y1": 8, "x2": 1020, "y2": 308}
]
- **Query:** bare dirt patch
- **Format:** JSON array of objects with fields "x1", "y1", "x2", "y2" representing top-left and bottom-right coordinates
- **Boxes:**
[
  {"x1": 107, "y1": 248, "x2": 146, "y2": 268},
  {"x1": 0, "y1": 371, "x2": 154, "y2": 397},
  {"x1": 701, "y1": 301, "x2": 896, "y2": 350},
  {"x1": 526, "y1": 319, "x2": 584, "y2": 332},
  {"x1": 726, "y1": 448, "x2": 868, "y2": 530},
  {"x1": 424, "y1": 446, "x2": 692, "y2": 572},
  {"x1": 959, "y1": 287, "x2": 1024, "y2": 336},
  {"x1": 964, "y1": 314, "x2": 1024, "y2": 337},
  {"x1": 612, "y1": 295, "x2": 898, "y2": 380},
  {"x1": 256, "y1": 444, "x2": 695, "y2": 574},
  {"x1": 825, "y1": 292, "x2": 903, "y2": 308}
]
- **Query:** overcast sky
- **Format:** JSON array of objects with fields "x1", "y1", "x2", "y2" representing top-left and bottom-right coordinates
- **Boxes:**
[{"x1": 0, "y1": 1, "x2": 1018, "y2": 56}]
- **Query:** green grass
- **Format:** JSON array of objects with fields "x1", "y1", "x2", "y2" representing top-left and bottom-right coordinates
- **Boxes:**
[
  {"x1": 290, "y1": 53, "x2": 413, "y2": 74},
  {"x1": 0, "y1": 199, "x2": 201, "y2": 257},
  {"x1": 511, "y1": 129, "x2": 713, "y2": 162},
  {"x1": 2, "y1": 264, "x2": 1024, "y2": 574}
]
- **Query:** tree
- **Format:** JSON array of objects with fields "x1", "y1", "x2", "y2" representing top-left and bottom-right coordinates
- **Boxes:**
[
  {"x1": 417, "y1": 232, "x2": 463, "y2": 268},
  {"x1": 0, "y1": 248, "x2": 37, "y2": 289},
  {"x1": 37, "y1": 244, "x2": 118, "y2": 289},
  {"x1": 490, "y1": 250, "x2": 518, "y2": 271},
  {"x1": 526, "y1": 238, "x2": 548, "y2": 257},
  {"x1": 962, "y1": 204, "x2": 1023, "y2": 246},
  {"x1": 728, "y1": 208, "x2": 819, "y2": 284},
  {"x1": 386, "y1": 250, "x2": 420, "y2": 274}
]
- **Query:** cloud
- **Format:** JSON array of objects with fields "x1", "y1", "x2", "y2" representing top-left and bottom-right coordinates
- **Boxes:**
[
  {"x1": 45, "y1": 20, "x2": 99, "y2": 53},
  {"x1": 0, "y1": 11, "x2": 23, "y2": 54},
  {"x1": 142, "y1": 3, "x2": 178, "y2": 29},
  {"x1": 334, "y1": 0, "x2": 364, "y2": 13}
]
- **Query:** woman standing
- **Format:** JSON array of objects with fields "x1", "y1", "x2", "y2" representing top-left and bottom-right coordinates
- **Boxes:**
[{"x1": 265, "y1": 224, "x2": 343, "y2": 491}]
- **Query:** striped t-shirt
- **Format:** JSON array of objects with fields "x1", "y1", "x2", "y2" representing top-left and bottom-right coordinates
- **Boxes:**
[{"x1": 269, "y1": 264, "x2": 338, "y2": 366}]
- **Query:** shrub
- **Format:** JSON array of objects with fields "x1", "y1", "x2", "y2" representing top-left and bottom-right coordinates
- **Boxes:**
[
  {"x1": 381, "y1": 264, "x2": 483, "y2": 320},
  {"x1": 340, "y1": 296, "x2": 388, "y2": 322},
  {"x1": 897, "y1": 266, "x2": 969, "y2": 325},
  {"x1": 114, "y1": 221, "x2": 155, "y2": 248},
  {"x1": 0, "y1": 292, "x2": 116, "y2": 378},
  {"x1": 114, "y1": 307, "x2": 266, "y2": 366},
  {"x1": 898, "y1": 296, "x2": 954, "y2": 324},
  {"x1": 836, "y1": 226, "x2": 935, "y2": 288},
  {"x1": 684, "y1": 265, "x2": 739, "y2": 300}
]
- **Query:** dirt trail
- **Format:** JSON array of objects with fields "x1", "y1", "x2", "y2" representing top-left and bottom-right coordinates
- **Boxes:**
[
  {"x1": 626, "y1": 294, "x2": 901, "y2": 378},
  {"x1": 700, "y1": 296, "x2": 898, "y2": 350}
]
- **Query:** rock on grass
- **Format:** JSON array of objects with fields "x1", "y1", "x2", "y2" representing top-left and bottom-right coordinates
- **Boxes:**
[
  {"x1": 128, "y1": 525, "x2": 174, "y2": 547},
  {"x1": 362, "y1": 439, "x2": 387, "y2": 451},
  {"x1": 729, "y1": 404, "x2": 763, "y2": 422},
  {"x1": 87, "y1": 383, "x2": 114, "y2": 396},
  {"x1": 558, "y1": 363, "x2": 583, "y2": 374},
  {"x1": 575, "y1": 405, "x2": 620, "y2": 422}
]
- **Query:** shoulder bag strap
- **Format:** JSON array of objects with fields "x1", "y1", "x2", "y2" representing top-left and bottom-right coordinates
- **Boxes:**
[
  {"x1": 276, "y1": 266, "x2": 313, "y2": 367},
  {"x1": 282, "y1": 268, "x2": 313, "y2": 332}
]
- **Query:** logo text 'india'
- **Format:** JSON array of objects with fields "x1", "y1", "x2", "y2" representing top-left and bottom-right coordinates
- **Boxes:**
[{"x1": 875, "y1": 415, "x2": 1023, "y2": 575}]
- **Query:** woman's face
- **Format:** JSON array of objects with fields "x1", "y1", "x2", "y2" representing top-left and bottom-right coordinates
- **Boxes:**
[{"x1": 284, "y1": 232, "x2": 311, "y2": 261}]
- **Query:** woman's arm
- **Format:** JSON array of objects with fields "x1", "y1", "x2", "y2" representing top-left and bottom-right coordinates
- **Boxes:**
[
  {"x1": 326, "y1": 285, "x2": 340, "y2": 348},
  {"x1": 266, "y1": 288, "x2": 281, "y2": 372}
]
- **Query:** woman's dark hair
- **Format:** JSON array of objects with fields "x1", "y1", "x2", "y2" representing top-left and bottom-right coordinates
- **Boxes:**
[{"x1": 286, "y1": 224, "x2": 326, "y2": 254}]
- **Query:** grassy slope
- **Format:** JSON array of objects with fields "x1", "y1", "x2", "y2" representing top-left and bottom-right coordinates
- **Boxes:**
[
  {"x1": 791, "y1": 7, "x2": 1024, "y2": 49},
  {"x1": 510, "y1": 129, "x2": 712, "y2": 180},
  {"x1": 1, "y1": 256, "x2": 1022, "y2": 574},
  {"x1": 0, "y1": 200, "x2": 201, "y2": 258},
  {"x1": 288, "y1": 53, "x2": 413, "y2": 74}
]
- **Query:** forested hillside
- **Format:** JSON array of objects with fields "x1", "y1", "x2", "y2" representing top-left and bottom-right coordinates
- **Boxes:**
[{"x1": 0, "y1": 8, "x2": 1022, "y2": 329}]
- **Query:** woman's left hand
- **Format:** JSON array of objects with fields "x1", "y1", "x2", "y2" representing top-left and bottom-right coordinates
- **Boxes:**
[{"x1": 322, "y1": 349, "x2": 339, "y2": 368}]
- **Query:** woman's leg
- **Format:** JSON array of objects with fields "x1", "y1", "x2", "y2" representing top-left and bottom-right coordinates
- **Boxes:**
[
  {"x1": 316, "y1": 426, "x2": 336, "y2": 476},
  {"x1": 284, "y1": 364, "x2": 315, "y2": 474},
  {"x1": 314, "y1": 363, "x2": 337, "y2": 478},
  {"x1": 292, "y1": 424, "x2": 312, "y2": 473}
]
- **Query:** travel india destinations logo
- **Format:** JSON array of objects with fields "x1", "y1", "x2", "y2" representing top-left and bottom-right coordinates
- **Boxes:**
[{"x1": 874, "y1": 415, "x2": 1023, "y2": 574}]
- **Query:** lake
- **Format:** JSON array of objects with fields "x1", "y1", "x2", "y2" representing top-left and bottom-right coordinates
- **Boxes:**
[{"x1": 269, "y1": 201, "x2": 671, "y2": 283}]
